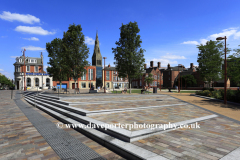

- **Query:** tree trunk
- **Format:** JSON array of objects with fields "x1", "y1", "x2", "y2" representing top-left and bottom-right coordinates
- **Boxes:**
[
  {"x1": 60, "y1": 81, "x2": 62, "y2": 90},
  {"x1": 129, "y1": 78, "x2": 131, "y2": 94},
  {"x1": 75, "y1": 80, "x2": 76, "y2": 94}
]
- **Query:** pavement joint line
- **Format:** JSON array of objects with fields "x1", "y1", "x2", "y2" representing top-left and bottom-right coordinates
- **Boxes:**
[
  {"x1": 24, "y1": 96, "x2": 169, "y2": 160},
  {"x1": 26, "y1": 94, "x2": 186, "y2": 116},
  {"x1": 67, "y1": 98, "x2": 175, "y2": 105},
  {"x1": 167, "y1": 94, "x2": 240, "y2": 125},
  {"x1": 219, "y1": 146, "x2": 240, "y2": 160},
  {"x1": 25, "y1": 94, "x2": 217, "y2": 143},
  {"x1": 14, "y1": 91, "x2": 106, "y2": 160}
]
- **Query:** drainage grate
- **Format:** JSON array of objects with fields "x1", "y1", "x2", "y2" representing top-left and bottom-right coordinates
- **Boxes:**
[{"x1": 14, "y1": 92, "x2": 106, "y2": 160}]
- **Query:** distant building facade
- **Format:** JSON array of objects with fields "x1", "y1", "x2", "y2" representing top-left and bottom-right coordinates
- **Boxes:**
[{"x1": 13, "y1": 53, "x2": 53, "y2": 90}]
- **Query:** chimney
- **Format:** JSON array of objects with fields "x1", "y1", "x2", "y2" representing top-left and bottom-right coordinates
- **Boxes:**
[
  {"x1": 108, "y1": 64, "x2": 111, "y2": 67},
  {"x1": 157, "y1": 62, "x2": 161, "y2": 68},
  {"x1": 150, "y1": 61, "x2": 153, "y2": 68},
  {"x1": 167, "y1": 63, "x2": 170, "y2": 69},
  {"x1": 144, "y1": 64, "x2": 147, "y2": 69},
  {"x1": 190, "y1": 63, "x2": 193, "y2": 69}
]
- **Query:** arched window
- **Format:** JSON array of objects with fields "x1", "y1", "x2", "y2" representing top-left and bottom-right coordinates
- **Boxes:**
[
  {"x1": 35, "y1": 78, "x2": 39, "y2": 87},
  {"x1": 46, "y1": 78, "x2": 50, "y2": 86},
  {"x1": 27, "y1": 78, "x2": 31, "y2": 87}
]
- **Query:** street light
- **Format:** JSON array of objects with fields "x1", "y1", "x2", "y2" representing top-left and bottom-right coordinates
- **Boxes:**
[
  {"x1": 216, "y1": 36, "x2": 227, "y2": 104},
  {"x1": 178, "y1": 64, "x2": 181, "y2": 93},
  {"x1": 103, "y1": 57, "x2": 107, "y2": 93}
]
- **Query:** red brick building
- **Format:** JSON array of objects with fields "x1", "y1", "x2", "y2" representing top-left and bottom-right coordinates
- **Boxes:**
[
  {"x1": 53, "y1": 65, "x2": 96, "y2": 89},
  {"x1": 132, "y1": 61, "x2": 164, "y2": 88}
]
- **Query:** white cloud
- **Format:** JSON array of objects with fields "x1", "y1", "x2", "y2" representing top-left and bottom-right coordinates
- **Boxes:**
[
  {"x1": 10, "y1": 56, "x2": 18, "y2": 58},
  {"x1": 162, "y1": 55, "x2": 186, "y2": 59},
  {"x1": 15, "y1": 26, "x2": 55, "y2": 35},
  {"x1": 0, "y1": 69, "x2": 4, "y2": 71},
  {"x1": 208, "y1": 28, "x2": 237, "y2": 40},
  {"x1": 23, "y1": 37, "x2": 39, "y2": 41},
  {"x1": 85, "y1": 36, "x2": 95, "y2": 45},
  {"x1": 148, "y1": 58, "x2": 178, "y2": 67},
  {"x1": 181, "y1": 41, "x2": 199, "y2": 45},
  {"x1": 21, "y1": 46, "x2": 45, "y2": 51},
  {"x1": 0, "y1": 11, "x2": 40, "y2": 24},
  {"x1": 182, "y1": 27, "x2": 240, "y2": 45},
  {"x1": 200, "y1": 39, "x2": 208, "y2": 45}
]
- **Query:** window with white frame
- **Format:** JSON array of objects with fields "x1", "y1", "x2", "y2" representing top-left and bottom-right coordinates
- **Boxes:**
[
  {"x1": 19, "y1": 59, "x2": 22, "y2": 63},
  {"x1": 29, "y1": 59, "x2": 37, "y2": 63},
  {"x1": 88, "y1": 69, "x2": 93, "y2": 80},
  {"x1": 113, "y1": 76, "x2": 116, "y2": 81},
  {"x1": 106, "y1": 71, "x2": 109, "y2": 80},
  {"x1": 155, "y1": 81, "x2": 157, "y2": 86},
  {"x1": 26, "y1": 66, "x2": 30, "y2": 72},
  {"x1": 81, "y1": 72, "x2": 86, "y2": 80},
  {"x1": 81, "y1": 82, "x2": 86, "y2": 88},
  {"x1": 16, "y1": 66, "x2": 20, "y2": 72},
  {"x1": 154, "y1": 75, "x2": 157, "y2": 79},
  {"x1": 35, "y1": 66, "x2": 38, "y2": 72}
]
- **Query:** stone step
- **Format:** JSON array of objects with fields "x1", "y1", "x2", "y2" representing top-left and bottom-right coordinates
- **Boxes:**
[
  {"x1": 24, "y1": 95, "x2": 167, "y2": 160},
  {"x1": 25, "y1": 94, "x2": 218, "y2": 143}
]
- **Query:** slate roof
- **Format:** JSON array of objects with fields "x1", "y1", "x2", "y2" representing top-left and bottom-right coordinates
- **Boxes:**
[{"x1": 13, "y1": 56, "x2": 42, "y2": 66}]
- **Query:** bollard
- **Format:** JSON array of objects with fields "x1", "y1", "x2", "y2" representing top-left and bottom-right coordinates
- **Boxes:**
[{"x1": 11, "y1": 89, "x2": 13, "y2": 99}]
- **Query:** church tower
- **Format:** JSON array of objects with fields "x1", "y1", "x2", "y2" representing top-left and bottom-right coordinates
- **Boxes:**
[{"x1": 92, "y1": 31, "x2": 102, "y2": 67}]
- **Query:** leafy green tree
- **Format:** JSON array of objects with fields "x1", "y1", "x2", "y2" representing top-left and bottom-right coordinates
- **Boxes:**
[
  {"x1": 46, "y1": 38, "x2": 68, "y2": 90},
  {"x1": 227, "y1": 45, "x2": 240, "y2": 86},
  {"x1": 179, "y1": 75, "x2": 197, "y2": 88},
  {"x1": 62, "y1": 24, "x2": 89, "y2": 93},
  {"x1": 197, "y1": 40, "x2": 230, "y2": 88},
  {"x1": 112, "y1": 21, "x2": 145, "y2": 94},
  {"x1": 144, "y1": 73, "x2": 154, "y2": 92}
]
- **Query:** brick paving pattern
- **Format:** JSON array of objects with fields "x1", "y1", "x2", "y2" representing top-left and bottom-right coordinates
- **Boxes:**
[
  {"x1": 0, "y1": 90, "x2": 60, "y2": 160},
  {"x1": 89, "y1": 104, "x2": 212, "y2": 131}
]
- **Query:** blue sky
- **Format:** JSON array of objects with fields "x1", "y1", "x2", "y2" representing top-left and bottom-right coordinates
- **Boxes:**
[{"x1": 1, "y1": 0, "x2": 240, "y2": 80}]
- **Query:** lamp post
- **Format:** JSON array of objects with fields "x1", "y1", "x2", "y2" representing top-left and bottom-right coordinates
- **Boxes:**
[
  {"x1": 178, "y1": 64, "x2": 181, "y2": 93},
  {"x1": 216, "y1": 36, "x2": 227, "y2": 104},
  {"x1": 23, "y1": 49, "x2": 26, "y2": 91},
  {"x1": 103, "y1": 57, "x2": 107, "y2": 93}
]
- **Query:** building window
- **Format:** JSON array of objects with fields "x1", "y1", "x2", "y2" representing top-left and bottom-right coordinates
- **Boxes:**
[
  {"x1": 35, "y1": 66, "x2": 38, "y2": 72},
  {"x1": 88, "y1": 69, "x2": 93, "y2": 80},
  {"x1": 27, "y1": 78, "x2": 31, "y2": 87},
  {"x1": 113, "y1": 77, "x2": 116, "y2": 81},
  {"x1": 16, "y1": 66, "x2": 20, "y2": 72},
  {"x1": 19, "y1": 59, "x2": 22, "y2": 63},
  {"x1": 46, "y1": 78, "x2": 50, "y2": 87},
  {"x1": 81, "y1": 72, "x2": 86, "y2": 80},
  {"x1": 26, "y1": 66, "x2": 30, "y2": 72},
  {"x1": 29, "y1": 59, "x2": 37, "y2": 63},
  {"x1": 155, "y1": 81, "x2": 157, "y2": 86},
  {"x1": 116, "y1": 71, "x2": 117, "y2": 74},
  {"x1": 35, "y1": 78, "x2": 39, "y2": 87},
  {"x1": 140, "y1": 80, "x2": 142, "y2": 86},
  {"x1": 106, "y1": 71, "x2": 110, "y2": 80},
  {"x1": 106, "y1": 82, "x2": 109, "y2": 88},
  {"x1": 88, "y1": 82, "x2": 94, "y2": 88},
  {"x1": 81, "y1": 82, "x2": 86, "y2": 88}
]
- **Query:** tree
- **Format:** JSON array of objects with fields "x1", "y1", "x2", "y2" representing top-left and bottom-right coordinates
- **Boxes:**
[
  {"x1": 112, "y1": 21, "x2": 146, "y2": 94},
  {"x1": 227, "y1": 45, "x2": 240, "y2": 86},
  {"x1": 197, "y1": 40, "x2": 229, "y2": 88},
  {"x1": 144, "y1": 73, "x2": 154, "y2": 92},
  {"x1": 46, "y1": 38, "x2": 68, "y2": 90},
  {"x1": 62, "y1": 24, "x2": 89, "y2": 93},
  {"x1": 180, "y1": 75, "x2": 197, "y2": 88}
]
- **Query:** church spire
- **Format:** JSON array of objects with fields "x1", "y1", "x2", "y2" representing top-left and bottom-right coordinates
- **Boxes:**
[{"x1": 92, "y1": 30, "x2": 102, "y2": 67}]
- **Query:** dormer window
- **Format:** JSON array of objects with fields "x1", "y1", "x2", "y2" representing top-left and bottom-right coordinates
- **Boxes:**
[
  {"x1": 29, "y1": 59, "x2": 37, "y2": 63},
  {"x1": 18, "y1": 59, "x2": 22, "y2": 63}
]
